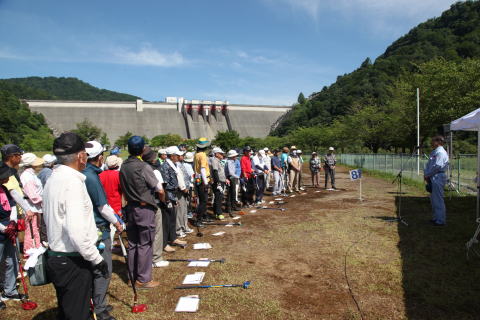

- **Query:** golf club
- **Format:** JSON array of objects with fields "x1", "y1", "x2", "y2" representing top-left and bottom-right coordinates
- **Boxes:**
[
  {"x1": 166, "y1": 258, "x2": 225, "y2": 263},
  {"x1": 90, "y1": 299, "x2": 97, "y2": 320},
  {"x1": 118, "y1": 234, "x2": 147, "y2": 313},
  {"x1": 175, "y1": 281, "x2": 251, "y2": 290},
  {"x1": 13, "y1": 236, "x2": 38, "y2": 310}
]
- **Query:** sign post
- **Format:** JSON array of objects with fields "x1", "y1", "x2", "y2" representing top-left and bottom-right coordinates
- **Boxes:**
[{"x1": 349, "y1": 169, "x2": 363, "y2": 201}]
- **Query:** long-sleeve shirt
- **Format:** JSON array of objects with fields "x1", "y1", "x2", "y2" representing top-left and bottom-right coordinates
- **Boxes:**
[
  {"x1": 252, "y1": 155, "x2": 267, "y2": 174},
  {"x1": 226, "y1": 159, "x2": 239, "y2": 179},
  {"x1": 38, "y1": 167, "x2": 53, "y2": 187},
  {"x1": 211, "y1": 157, "x2": 226, "y2": 183},
  {"x1": 424, "y1": 146, "x2": 449, "y2": 178},
  {"x1": 43, "y1": 165, "x2": 102, "y2": 265},
  {"x1": 240, "y1": 156, "x2": 253, "y2": 179},
  {"x1": 324, "y1": 154, "x2": 336, "y2": 168},
  {"x1": 20, "y1": 168, "x2": 43, "y2": 213},
  {"x1": 160, "y1": 160, "x2": 179, "y2": 202}
]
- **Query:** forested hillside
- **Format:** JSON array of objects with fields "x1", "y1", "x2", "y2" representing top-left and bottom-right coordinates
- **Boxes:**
[
  {"x1": 0, "y1": 77, "x2": 140, "y2": 101},
  {"x1": 272, "y1": 1, "x2": 480, "y2": 153}
]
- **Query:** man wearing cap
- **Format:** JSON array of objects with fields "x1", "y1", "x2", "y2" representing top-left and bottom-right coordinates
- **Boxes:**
[
  {"x1": 280, "y1": 147, "x2": 290, "y2": 193},
  {"x1": 271, "y1": 150, "x2": 283, "y2": 196},
  {"x1": 120, "y1": 136, "x2": 163, "y2": 289},
  {"x1": 158, "y1": 149, "x2": 167, "y2": 165},
  {"x1": 194, "y1": 138, "x2": 211, "y2": 226},
  {"x1": 252, "y1": 150, "x2": 269, "y2": 205},
  {"x1": 43, "y1": 132, "x2": 110, "y2": 320},
  {"x1": 324, "y1": 147, "x2": 337, "y2": 190},
  {"x1": 240, "y1": 146, "x2": 255, "y2": 207},
  {"x1": 288, "y1": 147, "x2": 301, "y2": 193},
  {"x1": 263, "y1": 148, "x2": 272, "y2": 190},
  {"x1": 0, "y1": 164, "x2": 24, "y2": 306},
  {"x1": 177, "y1": 152, "x2": 194, "y2": 235},
  {"x1": 83, "y1": 141, "x2": 123, "y2": 320},
  {"x1": 19, "y1": 153, "x2": 45, "y2": 253},
  {"x1": 38, "y1": 154, "x2": 56, "y2": 187},
  {"x1": 160, "y1": 146, "x2": 187, "y2": 248},
  {"x1": 1, "y1": 144, "x2": 35, "y2": 224},
  {"x1": 310, "y1": 152, "x2": 321, "y2": 188},
  {"x1": 225, "y1": 150, "x2": 240, "y2": 215},
  {"x1": 211, "y1": 147, "x2": 226, "y2": 219}
]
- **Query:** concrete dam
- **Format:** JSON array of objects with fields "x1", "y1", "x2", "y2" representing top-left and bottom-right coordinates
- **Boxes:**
[{"x1": 26, "y1": 99, "x2": 291, "y2": 143}]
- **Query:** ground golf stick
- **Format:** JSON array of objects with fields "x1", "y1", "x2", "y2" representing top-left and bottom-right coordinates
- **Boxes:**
[
  {"x1": 118, "y1": 234, "x2": 147, "y2": 313},
  {"x1": 175, "y1": 281, "x2": 251, "y2": 290},
  {"x1": 166, "y1": 258, "x2": 225, "y2": 263},
  {"x1": 202, "y1": 222, "x2": 242, "y2": 226},
  {"x1": 13, "y1": 237, "x2": 38, "y2": 310},
  {"x1": 196, "y1": 223, "x2": 203, "y2": 237},
  {"x1": 260, "y1": 206, "x2": 286, "y2": 212}
]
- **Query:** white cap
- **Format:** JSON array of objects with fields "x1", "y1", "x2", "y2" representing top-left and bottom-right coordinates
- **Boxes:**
[
  {"x1": 42, "y1": 154, "x2": 57, "y2": 165},
  {"x1": 212, "y1": 147, "x2": 224, "y2": 154},
  {"x1": 259, "y1": 150, "x2": 266, "y2": 156},
  {"x1": 292, "y1": 150, "x2": 297, "y2": 155},
  {"x1": 166, "y1": 146, "x2": 184, "y2": 156},
  {"x1": 158, "y1": 149, "x2": 167, "y2": 155},
  {"x1": 297, "y1": 150, "x2": 302, "y2": 154},
  {"x1": 263, "y1": 147, "x2": 269, "y2": 151},
  {"x1": 227, "y1": 150, "x2": 238, "y2": 158},
  {"x1": 20, "y1": 153, "x2": 44, "y2": 167},
  {"x1": 105, "y1": 155, "x2": 123, "y2": 168},
  {"x1": 184, "y1": 152, "x2": 194, "y2": 162},
  {"x1": 86, "y1": 141, "x2": 105, "y2": 159},
  {"x1": 329, "y1": 147, "x2": 334, "y2": 151}
]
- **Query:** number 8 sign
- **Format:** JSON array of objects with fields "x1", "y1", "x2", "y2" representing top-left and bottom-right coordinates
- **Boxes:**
[{"x1": 349, "y1": 169, "x2": 362, "y2": 181}]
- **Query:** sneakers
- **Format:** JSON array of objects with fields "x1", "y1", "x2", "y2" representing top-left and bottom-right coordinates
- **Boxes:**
[
  {"x1": 96, "y1": 310, "x2": 116, "y2": 320},
  {"x1": 177, "y1": 231, "x2": 187, "y2": 238},
  {"x1": 184, "y1": 227, "x2": 194, "y2": 234},
  {"x1": 1, "y1": 293, "x2": 25, "y2": 301},
  {"x1": 135, "y1": 280, "x2": 160, "y2": 290},
  {"x1": 163, "y1": 245, "x2": 176, "y2": 253},
  {"x1": 173, "y1": 239, "x2": 187, "y2": 246}
]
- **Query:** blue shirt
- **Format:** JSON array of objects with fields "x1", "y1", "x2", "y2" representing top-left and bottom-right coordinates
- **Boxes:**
[
  {"x1": 424, "y1": 146, "x2": 449, "y2": 178},
  {"x1": 82, "y1": 163, "x2": 109, "y2": 228},
  {"x1": 271, "y1": 156, "x2": 281, "y2": 171},
  {"x1": 234, "y1": 159, "x2": 241, "y2": 177},
  {"x1": 281, "y1": 153, "x2": 289, "y2": 169},
  {"x1": 38, "y1": 167, "x2": 53, "y2": 187}
]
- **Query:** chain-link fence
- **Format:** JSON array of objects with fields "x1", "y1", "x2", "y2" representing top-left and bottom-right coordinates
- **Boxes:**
[{"x1": 339, "y1": 153, "x2": 477, "y2": 194}]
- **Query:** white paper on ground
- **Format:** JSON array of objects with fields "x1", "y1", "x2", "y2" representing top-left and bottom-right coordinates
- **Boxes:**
[
  {"x1": 290, "y1": 195, "x2": 296, "y2": 198},
  {"x1": 315, "y1": 191, "x2": 321, "y2": 193},
  {"x1": 182, "y1": 272, "x2": 205, "y2": 285},
  {"x1": 212, "y1": 231, "x2": 226, "y2": 236},
  {"x1": 225, "y1": 224, "x2": 234, "y2": 227},
  {"x1": 274, "y1": 198, "x2": 283, "y2": 201},
  {"x1": 250, "y1": 210, "x2": 257, "y2": 213},
  {"x1": 187, "y1": 261, "x2": 211, "y2": 267},
  {"x1": 175, "y1": 295, "x2": 200, "y2": 312},
  {"x1": 193, "y1": 243, "x2": 212, "y2": 250},
  {"x1": 232, "y1": 216, "x2": 241, "y2": 220},
  {"x1": 153, "y1": 260, "x2": 170, "y2": 267},
  {"x1": 269, "y1": 201, "x2": 274, "y2": 204}
]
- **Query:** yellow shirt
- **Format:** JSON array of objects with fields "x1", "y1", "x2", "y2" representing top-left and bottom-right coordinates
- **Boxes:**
[
  {"x1": 194, "y1": 152, "x2": 210, "y2": 178},
  {"x1": 3, "y1": 174, "x2": 24, "y2": 214}
]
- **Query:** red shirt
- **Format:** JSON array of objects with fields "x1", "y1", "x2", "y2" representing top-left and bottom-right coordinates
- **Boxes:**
[
  {"x1": 240, "y1": 155, "x2": 253, "y2": 179},
  {"x1": 99, "y1": 169, "x2": 123, "y2": 215}
]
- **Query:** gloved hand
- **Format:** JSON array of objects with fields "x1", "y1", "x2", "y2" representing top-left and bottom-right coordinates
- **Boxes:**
[
  {"x1": 4, "y1": 221, "x2": 17, "y2": 243},
  {"x1": 94, "y1": 259, "x2": 109, "y2": 277},
  {"x1": 216, "y1": 185, "x2": 223, "y2": 193}
]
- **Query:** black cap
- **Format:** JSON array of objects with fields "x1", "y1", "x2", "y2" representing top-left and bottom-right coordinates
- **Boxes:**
[
  {"x1": 1, "y1": 144, "x2": 24, "y2": 158},
  {"x1": 243, "y1": 146, "x2": 251, "y2": 152},
  {"x1": 0, "y1": 163, "x2": 15, "y2": 180},
  {"x1": 53, "y1": 132, "x2": 92, "y2": 156}
]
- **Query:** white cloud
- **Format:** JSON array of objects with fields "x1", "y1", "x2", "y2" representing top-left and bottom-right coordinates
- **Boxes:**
[{"x1": 112, "y1": 46, "x2": 185, "y2": 67}]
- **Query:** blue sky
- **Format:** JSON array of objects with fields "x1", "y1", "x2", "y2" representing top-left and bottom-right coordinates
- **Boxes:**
[{"x1": 0, "y1": 0, "x2": 458, "y2": 105}]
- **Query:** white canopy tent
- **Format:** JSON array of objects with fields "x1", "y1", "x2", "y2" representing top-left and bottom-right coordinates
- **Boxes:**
[{"x1": 450, "y1": 108, "x2": 480, "y2": 256}]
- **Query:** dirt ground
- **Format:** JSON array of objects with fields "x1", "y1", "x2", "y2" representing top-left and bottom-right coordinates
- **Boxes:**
[{"x1": 3, "y1": 165, "x2": 480, "y2": 320}]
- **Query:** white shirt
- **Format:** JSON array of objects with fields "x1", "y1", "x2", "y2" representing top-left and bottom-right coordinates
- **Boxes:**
[
  {"x1": 252, "y1": 155, "x2": 266, "y2": 174},
  {"x1": 20, "y1": 168, "x2": 43, "y2": 213},
  {"x1": 43, "y1": 165, "x2": 102, "y2": 265}
]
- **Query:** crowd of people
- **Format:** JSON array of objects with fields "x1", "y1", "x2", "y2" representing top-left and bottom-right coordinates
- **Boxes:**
[{"x1": 0, "y1": 132, "x2": 338, "y2": 319}]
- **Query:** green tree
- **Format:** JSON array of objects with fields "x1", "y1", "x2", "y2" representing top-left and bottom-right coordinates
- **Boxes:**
[
  {"x1": 150, "y1": 134, "x2": 183, "y2": 148},
  {"x1": 213, "y1": 131, "x2": 241, "y2": 151},
  {"x1": 100, "y1": 133, "x2": 110, "y2": 147},
  {"x1": 115, "y1": 131, "x2": 133, "y2": 149},
  {"x1": 72, "y1": 119, "x2": 103, "y2": 142},
  {"x1": 297, "y1": 92, "x2": 306, "y2": 104}
]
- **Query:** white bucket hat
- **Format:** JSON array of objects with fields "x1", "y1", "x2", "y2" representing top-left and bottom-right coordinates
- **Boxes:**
[
  {"x1": 227, "y1": 150, "x2": 238, "y2": 158},
  {"x1": 166, "y1": 146, "x2": 184, "y2": 156},
  {"x1": 212, "y1": 147, "x2": 224, "y2": 154},
  {"x1": 21, "y1": 153, "x2": 44, "y2": 167},
  {"x1": 184, "y1": 152, "x2": 194, "y2": 162}
]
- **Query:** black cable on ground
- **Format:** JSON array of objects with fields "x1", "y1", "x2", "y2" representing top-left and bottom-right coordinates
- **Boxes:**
[{"x1": 344, "y1": 234, "x2": 369, "y2": 320}]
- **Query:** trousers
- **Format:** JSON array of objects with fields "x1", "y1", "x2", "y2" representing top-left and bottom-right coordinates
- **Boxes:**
[
  {"x1": 0, "y1": 239, "x2": 19, "y2": 296},
  {"x1": 288, "y1": 170, "x2": 299, "y2": 191},
  {"x1": 430, "y1": 173, "x2": 447, "y2": 224},
  {"x1": 227, "y1": 178, "x2": 238, "y2": 212},
  {"x1": 162, "y1": 202, "x2": 177, "y2": 244},
  {"x1": 255, "y1": 175, "x2": 265, "y2": 202},
  {"x1": 273, "y1": 171, "x2": 282, "y2": 194},
  {"x1": 47, "y1": 256, "x2": 92, "y2": 320},
  {"x1": 242, "y1": 177, "x2": 255, "y2": 205},
  {"x1": 213, "y1": 182, "x2": 225, "y2": 216},
  {"x1": 195, "y1": 184, "x2": 209, "y2": 220},
  {"x1": 152, "y1": 208, "x2": 164, "y2": 263},
  {"x1": 325, "y1": 167, "x2": 336, "y2": 188},
  {"x1": 125, "y1": 204, "x2": 155, "y2": 283},
  {"x1": 176, "y1": 192, "x2": 188, "y2": 233},
  {"x1": 92, "y1": 237, "x2": 112, "y2": 314}
]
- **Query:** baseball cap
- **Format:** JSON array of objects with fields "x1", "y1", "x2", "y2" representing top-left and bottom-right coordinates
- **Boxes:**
[
  {"x1": 53, "y1": 132, "x2": 92, "y2": 156},
  {"x1": 158, "y1": 149, "x2": 167, "y2": 155},
  {"x1": 85, "y1": 141, "x2": 105, "y2": 159},
  {"x1": 329, "y1": 147, "x2": 335, "y2": 151},
  {"x1": 259, "y1": 150, "x2": 266, "y2": 156},
  {"x1": 0, "y1": 163, "x2": 15, "y2": 180},
  {"x1": 42, "y1": 154, "x2": 57, "y2": 165},
  {"x1": 264, "y1": 147, "x2": 269, "y2": 151},
  {"x1": 128, "y1": 136, "x2": 145, "y2": 156},
  {"x1": 227, "y1": 150, "x2": 238, "y2": 158},
  {"x1": 212, "y1": 147, "x2": 224, "y2": 154},
  {"x1": 20, "y1": 153, "x2": 45, "y2": 167},
  {"x1": 1, "y1": 144, "x2": 24, "y2": 158},
  {"x1": 243, "y1": 146, "x2": 252, "y2": 153},
  {"x1": 166, "y1": 146, "x2": 184, "y2": 155},
  {"x1": 297, "y1": 150, "x2": 303, "y2": 154}
]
